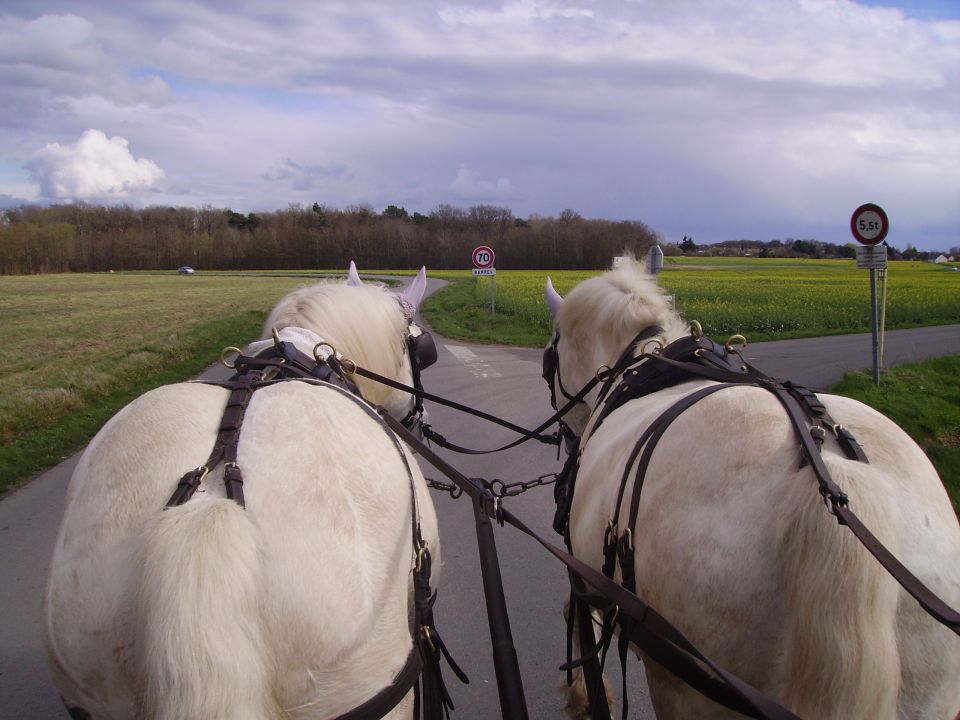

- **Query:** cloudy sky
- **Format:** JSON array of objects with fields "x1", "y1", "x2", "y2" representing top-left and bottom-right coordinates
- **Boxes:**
[{"x1": 1, "y1": 1, "x2": 958, "y2": 251}]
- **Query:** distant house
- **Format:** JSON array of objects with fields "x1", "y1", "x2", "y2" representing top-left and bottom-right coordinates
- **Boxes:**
[{"x1": 934, "y1": 254, "x2": 949, "y2": 264}]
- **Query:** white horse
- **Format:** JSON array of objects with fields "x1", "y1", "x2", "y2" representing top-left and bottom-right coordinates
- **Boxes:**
[
  {"x1": 544, "y1": 258, "x2": 960, "y2": 720},
  {"x1": 44, "y1": 265, "x2": 440, "y2": 720}
]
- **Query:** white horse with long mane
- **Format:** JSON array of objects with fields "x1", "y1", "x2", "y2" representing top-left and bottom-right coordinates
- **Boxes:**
[
  {"x1": 545, "y1": 258, "x2": 960, "y2": 719},
  {"x1": 44, "y1": 265, "x2": 439, "y2": 720}
]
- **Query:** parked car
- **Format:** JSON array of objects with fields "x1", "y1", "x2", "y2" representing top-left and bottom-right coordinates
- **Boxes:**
[{"x1": 178, "y1": 266, "x2": 195, "y2": 275}]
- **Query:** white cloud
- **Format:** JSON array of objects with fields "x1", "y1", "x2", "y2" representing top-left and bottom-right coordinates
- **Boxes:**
[
  {"x1": 262, "y1": 158, "x2": 353, "y2": 190},
  {"x1": 27, "y1": 129, "x2": 165, "y2": 199},
  {"x1": 450, "y1": 164, "x2": 518, "y2": 201},
  {"x1": 0, "y1": 13, "x2": 169, "y2": 106}
]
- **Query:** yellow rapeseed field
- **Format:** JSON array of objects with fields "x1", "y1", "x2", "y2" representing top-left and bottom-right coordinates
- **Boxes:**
[{"x1": 471, "y1": 258, "x2": 960, "y2": 341}]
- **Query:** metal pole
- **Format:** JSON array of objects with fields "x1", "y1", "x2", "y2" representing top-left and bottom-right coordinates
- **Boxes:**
[
  {"x1": 474, "y1": 493, "x2": 529, "y2": 720},
  {"x1": 491, "y1": 275, "x2": 496, "y2": 316},
  {"x1": 878, "y1": 267, "x2": 888, "y2": 368},
  {"x1": 870, "y1": 268, "x2": 880, "y2": 386}
]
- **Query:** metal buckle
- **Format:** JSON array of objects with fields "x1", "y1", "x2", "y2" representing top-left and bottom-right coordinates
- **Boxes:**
[
  {"x1": 422, "y1": 625, "x2": 437, "y2": 653},
  {"x1": 415, "y1": 544, "x2": 428, "y2": 573}
]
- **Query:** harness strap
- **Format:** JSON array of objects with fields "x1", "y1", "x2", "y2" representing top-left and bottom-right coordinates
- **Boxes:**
[
  {"x1": 331, "y1": 645, "x2": 423, "y2": 720},
  {"x1": 765, "y1": 381, "x2": 960, "y2": 634},
  {"x1": 572, "y1": 577, "x2": 614, "y2": 720},
  {"x1": 166, "y1": 370, "x2": 263, "y2": 508},
  {"x1": 623, "y1": 384, "x2": 735, "y2": 538}
]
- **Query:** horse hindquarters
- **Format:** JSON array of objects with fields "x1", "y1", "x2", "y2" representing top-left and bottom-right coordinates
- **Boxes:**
[
  {"x1": 136, "y1": 497, "x2": 276, "y2": 720},
  {"x1": 778, "y1": 458, "x2": 901, "y2": 720}
]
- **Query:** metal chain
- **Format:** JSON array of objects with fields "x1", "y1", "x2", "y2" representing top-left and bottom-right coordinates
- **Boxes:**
[
  {"x1": 425, "y1": 473, "x2": 559, "y2": 500},
  {"x1": 488, "y1": 473, "x2": 558, "y2": 498},
  {"x1": 426, "y1": 478, "x2": 463, "y2": 499}
]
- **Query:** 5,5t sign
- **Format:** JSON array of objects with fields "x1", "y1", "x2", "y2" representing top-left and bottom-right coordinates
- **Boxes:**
[{"x1": 850, "y1": 203, "x2": 889, "y2": 246}]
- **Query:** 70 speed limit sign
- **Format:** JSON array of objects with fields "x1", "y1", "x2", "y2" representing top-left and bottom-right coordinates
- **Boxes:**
[
  {"x1": 472, "y1": 245, "x2": 495, "y2": 268},
  {"x1": 850, "y1": 203, "x2": 889, "y2": 246}
]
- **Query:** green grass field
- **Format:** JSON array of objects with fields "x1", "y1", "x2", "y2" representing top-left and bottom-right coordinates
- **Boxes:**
[{"x1": 0, "y1": 272, "x2": 316, "y2": 491}]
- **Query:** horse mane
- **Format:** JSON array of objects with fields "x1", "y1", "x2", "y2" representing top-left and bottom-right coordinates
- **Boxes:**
[
  {"x1": 262, "y1": 280, "x2": 410, "y2": 409},
  {"x1": 557, "y1": 255, "x2": 688, "y2": 352}
]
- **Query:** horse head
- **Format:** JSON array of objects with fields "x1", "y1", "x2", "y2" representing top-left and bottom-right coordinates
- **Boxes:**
[
  {"x1": 262, "y1": 262, "x2": 434, "y2": 425},
  {"x1": 543, "y1": 255, "x2": 685, "y2": 437}
]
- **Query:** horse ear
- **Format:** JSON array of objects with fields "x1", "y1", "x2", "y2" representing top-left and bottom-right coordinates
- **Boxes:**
[
  {"x1": 546, "y1": 276, "x2": 563, "y2": 318},
  {"x1": 347, "y1": 260, "x2": 363, "y2": 287},
  {"x1": 400, "y1": 266, "x2": 427, "y2": 312}
]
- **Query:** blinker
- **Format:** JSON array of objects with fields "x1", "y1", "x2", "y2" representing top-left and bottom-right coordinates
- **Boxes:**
[{"x1": 411, "y1": 331, "x2": 438, "y2": 371}]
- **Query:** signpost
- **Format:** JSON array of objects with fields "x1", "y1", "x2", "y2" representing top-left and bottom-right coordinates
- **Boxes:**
[
  {"x1": 850, "y1": 203, "x2": 889, "y2": 386},
  {"x1": 472, "y1": 245, "x2": 496, "y2": 314}
]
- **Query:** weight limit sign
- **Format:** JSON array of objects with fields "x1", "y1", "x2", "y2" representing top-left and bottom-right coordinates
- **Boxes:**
[{"x1": 850, "y1": 203, "x2": 889, "y2": 246}]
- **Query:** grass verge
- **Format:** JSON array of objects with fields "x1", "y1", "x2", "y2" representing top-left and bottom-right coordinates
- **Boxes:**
[
  {"x1": 830, "y1": 354, "x2": 960, "y2": 516},
  {"x1": 0, "y1": 311, "x2": 265, "y2": 496},
  {"x1": 421, "y1": 277, "x2": 547, "y2": 346}
]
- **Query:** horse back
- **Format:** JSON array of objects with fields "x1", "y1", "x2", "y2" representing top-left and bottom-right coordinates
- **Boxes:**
[
  {"x1": 45, "y1": 380, "x2": 431, "y2": 719},
  {"x1": 570, "y1": 380, "x2": 960, "y2": 719}
]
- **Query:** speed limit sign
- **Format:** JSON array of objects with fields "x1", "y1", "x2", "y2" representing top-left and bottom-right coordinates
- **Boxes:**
[
  {"x1": 472, "y1": 245, "x2": 495, "y2": 269},
  {"x1": 850, "y1": 203, "x2": 889, "y2": 246}
]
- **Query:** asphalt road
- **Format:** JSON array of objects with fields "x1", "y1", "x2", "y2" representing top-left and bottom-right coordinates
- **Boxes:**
[{"x1": 2, "y1": 274, "x2": 957, "y2": 719}]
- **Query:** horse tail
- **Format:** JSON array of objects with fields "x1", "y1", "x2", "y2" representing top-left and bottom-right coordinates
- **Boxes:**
[
  {"x1": 136, "y1": 498, "x2": 275, "y2": 720},
  {"x1": 779, "y1": 458, "x2": 901, "y2": 720}
]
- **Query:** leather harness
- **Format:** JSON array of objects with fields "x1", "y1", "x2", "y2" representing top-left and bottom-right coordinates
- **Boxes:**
[
  {"x1": 546, "y1": 327, "x2": 960, "y2": 720},
  {"x1": 162, "y1": 331, "x2": 464, "y2": 720}
]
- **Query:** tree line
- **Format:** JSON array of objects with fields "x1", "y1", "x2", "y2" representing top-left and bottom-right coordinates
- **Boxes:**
[
  {"x1": 671, "y1": 236, "x2": 956, "y2": 262},
  {"x1": 0, "y1": 202, "x2": 658, "y2": 275}
]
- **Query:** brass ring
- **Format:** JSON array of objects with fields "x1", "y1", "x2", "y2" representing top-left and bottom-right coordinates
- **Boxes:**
[
  {"x1": 724, "y1": 334, "x2": 747, "y2": 353},
  {"x1": 271, "y1": 327, "x2": 282, "y2": 346},
  {"x1": 219, "y1": 346, "x2": 242, "y2": 368},
  {"x1": 642, "y1": 338, "x2": 665, "y2": 356},
  {"x1": 415, "y1": 545, "x2": 428, "y2": 573},
  {"x1": 690, "y1": 320, "x2": 703, "y2": 339},
  {"x1": 422, "y1": 626, "x2": 437, "y2": 653},
  {"x1": 596, "y1": 364, "x2": 611, "y2": 381},
  {"x1": 313, "y1": 342, "x2": 335, "y2": 363},
  {"x1": 623, "y1": 528, "x2": 634, "y2": 553},
  {"x1": 340, "y1": 357, "x2": 357, "y2": 376}
]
